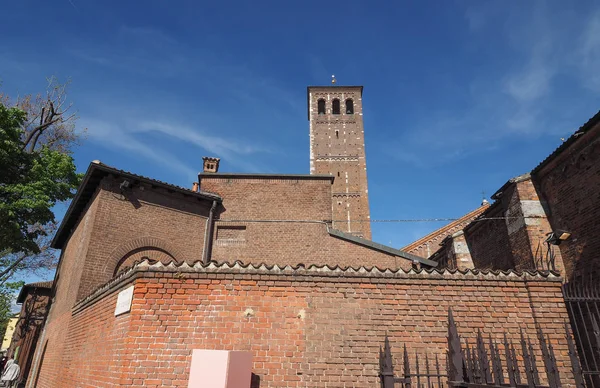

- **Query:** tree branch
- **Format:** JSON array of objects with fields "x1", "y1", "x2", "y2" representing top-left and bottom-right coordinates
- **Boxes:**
[{"x1": 0, "y1": 253, "x2": 29, "y2": 281}]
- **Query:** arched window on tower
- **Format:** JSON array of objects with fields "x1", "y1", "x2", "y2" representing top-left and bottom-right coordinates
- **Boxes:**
[
  {"x1": 332, "y1": 99, "x2": 340, "y2": 115},
  {"x1": 317, "y1": 99, "x2": 326, "y2": 115},
  {"x1": 345, "y1": 99, "x2": 354, "y2": 114}
]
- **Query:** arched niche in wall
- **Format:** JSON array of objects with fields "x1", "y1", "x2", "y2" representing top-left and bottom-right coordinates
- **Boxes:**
[
  {"x1": 105, "y1": 236, "x2": 184, "y2": 277},
  {"x1": 113, "y1": 247, "x2": 177, "y2": 276}
]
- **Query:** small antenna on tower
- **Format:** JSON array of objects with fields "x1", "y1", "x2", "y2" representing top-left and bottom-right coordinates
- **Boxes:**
[{"x1": 331, "y1": 74, "x2": 336, "y2": 84}]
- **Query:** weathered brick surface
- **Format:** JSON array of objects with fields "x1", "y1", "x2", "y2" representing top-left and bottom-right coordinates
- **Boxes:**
[
  {"x1": 308, "y1": 86, "x2": 371, "y2": 239},
  {"x1": 533, "y1": 120, "x2": 600, "y2": 280},
  {"x1": 462, "y1": 177, "x2": 562, "y2": 273},
  {"x1": 34, "y1": 189, "x2": 101, "y2": 388},
  {"x1": 33, "y1": 176, "x2": 213, "y2": 388},
  {"x1": 201, "y1": 176, "x2": 409, "y2": 269},
  {"x1": 80, "y1": 176, "x2": 212, "y2": 298},
  {"x1": 56, "y1": 267, "x2": 573, "y2": 388},
  {"x1": 403, "y1": 204, "x2": 489, "y2": 259},
  {"x1": 61, "y1": 287, "x2": 131, "y2": 386},
  {"x1": 464, "y1": 202, "x2": 514, "y2": 270}
]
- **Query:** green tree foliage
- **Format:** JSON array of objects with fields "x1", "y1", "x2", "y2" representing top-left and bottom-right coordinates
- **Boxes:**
[
  {"x1": 0, "y1": 104, "x2": 80, "y2": 257},
  {"x1": 0, "y1": 79, "x2": 83, "y2": 329}
]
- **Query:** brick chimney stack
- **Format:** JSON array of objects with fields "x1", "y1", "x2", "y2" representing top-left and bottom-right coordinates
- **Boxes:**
[{"x1": 202, "y1": 157, "x2": 220, "y2": 173}]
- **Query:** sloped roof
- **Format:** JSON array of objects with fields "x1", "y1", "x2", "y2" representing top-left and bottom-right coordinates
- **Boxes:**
[
  {"x1": 532, "y1": 110, "x2": 600, "y2": 173},
  {"x1": 16, "y1": 280, "x2": 53, "y2": 303},
  {"x1": 52, "y1": 161, "x2": 221, "y2": 249},
  {"x1": 401, "y1": 204, "x2": 490, "y2": 255},
  {"x1": 327, "y1": 227, "x2": 437, "y2": 267}
]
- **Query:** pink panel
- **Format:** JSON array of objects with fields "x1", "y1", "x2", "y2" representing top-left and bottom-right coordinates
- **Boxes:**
[
  {"x1": 188, "y1": 350, "x2": 252, "y2": 388},
  {"x1": 226, "y1": 351, "x2": 253, "y2": 388}
]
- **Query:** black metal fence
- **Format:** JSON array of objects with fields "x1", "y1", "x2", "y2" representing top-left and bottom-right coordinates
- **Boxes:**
[
  {"x1": 380, "y1": 309, "x2": 585, "y2": 388},
  {"x1": 563, "y1": 278, "x2": 600, "y2": 388},
  {"x1": 380, "y1": 336, "x2": 447, "y2": 388}
]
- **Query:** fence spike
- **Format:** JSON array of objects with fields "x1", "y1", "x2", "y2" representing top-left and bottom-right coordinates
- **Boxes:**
[
  {"x1": 528, "y1": 338, "x2": 540, "y2": 385},
  {"x1": 510, "y1": 343, "x2": 521, "y2": 385},
  {"x1": 426, "y1": 353, "x2": 432, "y2": 388},
  {"x1": 489, "y1": 335, "x2": 503, "y2": 386},
  {"x1": 548, "y1": 334, "x2": 562, "y2": 388},
  {"x1": 538, "y1": 328, "x2": 558, "y2": 388},
  {"x1": 416, "y1": 351, "x2": 421, "y2": 388},
  {"x1": 447, "y1": 308, "x2": 465, "y2": 384},
  {"x1": 380, "y1": 335, "x2": 396, "y2": 388},
  {"x1": 404, "y1": 344, "x2": 411, "y2": 388},
  {"x1": 436, "y1": 353, "x2": 442, "y2": 388},
  {"x1": 504, "y1": 333, "x2": 517, "y2": 387},
  {"x1": 464, "y1": 339, "x2": 473, "y2": 383},
  {"x1": 564, "y1": 322, "x2": 584, "y2": 388},
  {"x1": 520, "y1": 329, "x2": 535, "y2": 388},
  {"x1": 476, "y1": 330, "x2": 492, "y2": 383}
]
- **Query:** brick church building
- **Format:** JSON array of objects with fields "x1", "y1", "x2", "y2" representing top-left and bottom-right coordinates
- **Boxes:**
[{"x1": 23, "y1": 84, "x2": 579, "y2": 387}]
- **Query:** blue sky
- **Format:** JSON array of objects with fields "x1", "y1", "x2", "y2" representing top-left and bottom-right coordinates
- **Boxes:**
[{"x1": 1, "y1": 0, "x2": 600, "y2": 255}]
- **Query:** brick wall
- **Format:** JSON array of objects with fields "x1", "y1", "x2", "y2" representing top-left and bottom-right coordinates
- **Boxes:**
[
  {"x1": 402, "y1": 204, "x2": 489, "y2": 259},
  {"x1": 462, "y1": 176, "x2": 561, "y2": 273},
  {"x1": 33, "y1": 188, "x2": 101, "y2": 388},
  {"x1": 60, "y1": 286, "x2": 132, "y2": 386},
  {"x1": 201, "y1": 175, "x2": 410, "y2": 269},
  {"x1": 79, "y1": 176, "x2": 212, "y2": 299},
  {"x1": 464, "y1": 202, "x2": 514, "y2": 270},
  {"x1": 533, "y1": 119, "x2": 600, "y2": 280},
  {"x1": 53, "y1": 263, "x2": 574, "y2": 388},
  {"x1": 32, "y1": 176, "x2": 213, "y2": 387}
]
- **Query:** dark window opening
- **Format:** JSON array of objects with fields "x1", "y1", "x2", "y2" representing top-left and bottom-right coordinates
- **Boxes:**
[
  {"x1": 345, "y1": 99, "x2": 354, "y2": 114},
  {"x1": 332, "y1": 99, "x2": 340, "y2": 115},
  {"x1": 337, "y1": 172, "x2": 340, "y2": 177},
  {"x1": 335, "y1": 130, "x2": 339, "y2": 139},
  {"x1": 317, "y1": 99, "x2": 326, "y2": 114}
]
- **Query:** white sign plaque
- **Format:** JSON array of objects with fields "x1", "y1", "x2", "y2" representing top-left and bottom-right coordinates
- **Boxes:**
[{"x1": 115, "y1": 285, "x2": 135, "y2": 316}]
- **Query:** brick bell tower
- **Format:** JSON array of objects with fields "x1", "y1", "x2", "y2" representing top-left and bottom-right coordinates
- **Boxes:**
[{"x1": 308, "y1": 77, "x2": 371, "y2": 239}]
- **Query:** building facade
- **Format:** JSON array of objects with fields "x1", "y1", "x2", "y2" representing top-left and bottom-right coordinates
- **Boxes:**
[
  {"x1": 409, "y1": 110, "x2": 600, "y2": 281},
  {"x1": 7, "y1": 281, "x2": 52, "y2": 385},
  {"x1": 308, "y1": 86, "x2": 371, "y2": 239},
  {"x1": 23, "y1": 85, "x2": 587, "y2": 388}
]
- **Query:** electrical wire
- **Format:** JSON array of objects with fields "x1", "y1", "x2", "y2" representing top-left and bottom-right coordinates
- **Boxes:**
[{"x1": 215, "y1": 216, "x2": 521, "y2": 224}]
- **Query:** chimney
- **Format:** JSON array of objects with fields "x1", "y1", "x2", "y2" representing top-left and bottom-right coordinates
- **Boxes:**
[
  {"x1": 202, "y1": 157, "x2": 220, "y2": 173},
  {"x1": 192, "y1": 182, "x2": 199, "y2": 192}
]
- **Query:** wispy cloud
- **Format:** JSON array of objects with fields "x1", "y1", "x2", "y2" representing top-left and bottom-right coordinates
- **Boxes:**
[
  {"x1": 82, "y1": 114, "x2": 271, "y2": 177},
  {"x1": 81, "y1": 118, "x2": 197, "y2": 179},
  {"x1": 579, "y1": 11, "x2": 600, "y2": 92},
  {"x1": 67, "y1": 25, "x2": 303, "y2": 114},
  {"x1": 385, "y1": 2, "x2": 600, "y2": 168},
  {"x1": 137, "y1": 121, "x2": 268, "y2": 156}
]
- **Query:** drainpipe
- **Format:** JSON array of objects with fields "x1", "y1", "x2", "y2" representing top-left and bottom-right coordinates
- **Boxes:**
[{"x1": 202, "y1": 200, "x2": 218, "y2": 264}]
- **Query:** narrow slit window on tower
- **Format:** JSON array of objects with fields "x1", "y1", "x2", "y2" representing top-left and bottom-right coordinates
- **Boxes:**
[
  {"x1": 332, "y1": 99, "x2": 340, "y2": 115},
  {"x1": 317, "y1": 99, "x2": 326, "y2": 114},
  {"x1": 335, "y1": 130, "x2": 339, "y2": 139},
  {"x1": 346, "y1": 99, "x2": 354, "y2": 114}
]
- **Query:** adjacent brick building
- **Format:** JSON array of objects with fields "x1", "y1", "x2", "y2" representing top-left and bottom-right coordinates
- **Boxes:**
[
  {"x1": 402, "y1": 203, "x2": 489, "y2": 259},
  {"x1": 531, "y1": 110, "x2": 600, "y2": 280},
  {"x1": 417, "y1": 110, "x2": 600, "y2": 281},
  {"x1": 6, "y1": 281, "x2": 52, "y2": 386}
]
